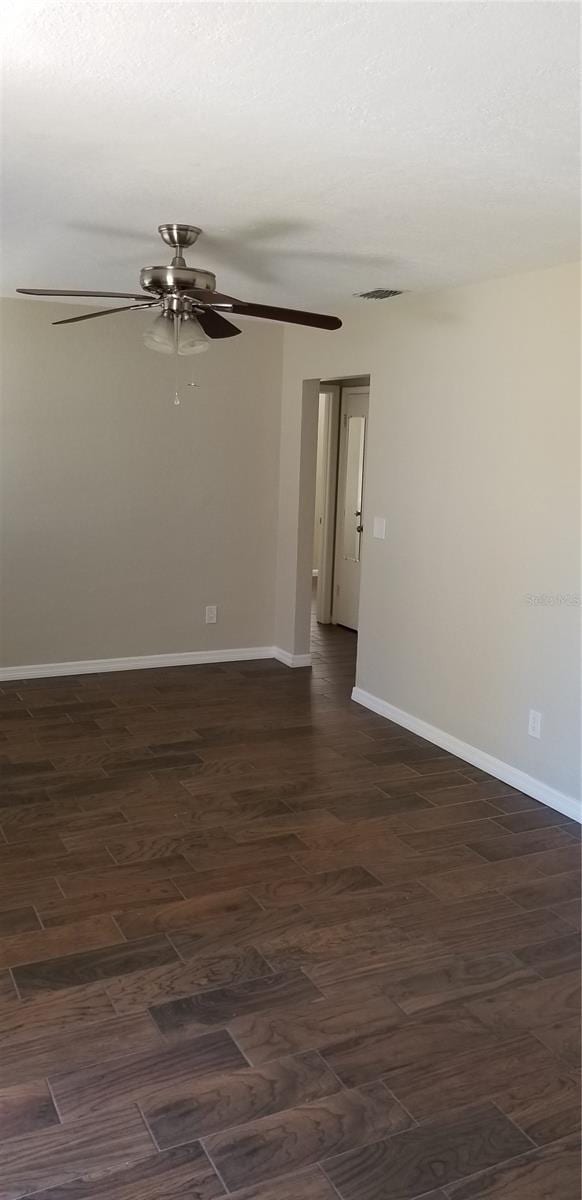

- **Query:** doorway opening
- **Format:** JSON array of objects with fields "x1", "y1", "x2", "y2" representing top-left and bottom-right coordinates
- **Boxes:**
[{"x1": 310, "y1": 375, "x2": 370, "y2": 684}]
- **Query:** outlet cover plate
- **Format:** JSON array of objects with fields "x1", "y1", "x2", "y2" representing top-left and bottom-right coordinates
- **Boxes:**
[{"x1": 528, "y1": 709, "x2": 542, "y2": 739}]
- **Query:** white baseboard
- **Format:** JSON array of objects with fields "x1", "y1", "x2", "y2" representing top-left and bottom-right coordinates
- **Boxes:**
[
  {"x1": 0, "y1": 646, "x2": 282, "y2": 682},
  {"x1": 0, "y1": 646, "x2": 313, "y2": 681},
  {"x1": 273, "y1": 648, "x2": 312, "y2": 668},
  {"x1": 352, "y1": 686, "x2": 581, "y2": 824}
]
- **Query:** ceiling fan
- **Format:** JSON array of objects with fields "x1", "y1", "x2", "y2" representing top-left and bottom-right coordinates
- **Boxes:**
[{"x1": 16, "y1": 223, "x2": 342, "y2": 355}]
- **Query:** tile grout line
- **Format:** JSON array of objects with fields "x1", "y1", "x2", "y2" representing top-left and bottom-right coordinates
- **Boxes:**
[
  {"x1": 45, "y1": 1076, "x2": 65, "y2": 1126},
  {"x1": 380, "y1": 1079, "x2": 420, "y2": 1130},
  {"x1": 224, "y1": 1018, "x2": 257, "y2": 1069},
  {"x1": 8, "y1": 965, "x2": 22, "y2": 1001},
  {"x1": 136, "y1": 1099, "x2": 165, "y2": 1152},
  {"x1": 133, "y1": 1098, "x2": 161, "y2": 1153},
  {"x1": 439, "y1": 1131, "x2": 560, "y2": 1198},
  {"x1": 200, "y1": 1134, "x2": 237, "y2": 1195},
  {"x1": 316, "y1": 1161, "x2": 345, "y2": 1200},
  {"x1": 31, "y1": 903, "x2": 46, "y2": 932}
]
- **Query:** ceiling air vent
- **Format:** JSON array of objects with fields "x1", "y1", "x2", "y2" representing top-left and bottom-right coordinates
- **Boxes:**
[{"x1": 355, "y1": 288, "x2": 403, "y2": 299}]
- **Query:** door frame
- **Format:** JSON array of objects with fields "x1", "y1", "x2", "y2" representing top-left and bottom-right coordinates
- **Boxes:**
[
  {"x1": 273, "y1": 373, "x2": 370, "y2": 666},
  {"x1": 331, "y1": 384, "x2": 369, "y2": 628},
  {"x1": 315, "y1": 385, "x2": 340, "y2": 624}
]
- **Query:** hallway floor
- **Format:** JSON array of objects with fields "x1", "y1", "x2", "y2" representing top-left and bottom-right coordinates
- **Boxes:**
[{"x1": 0, "y1": 627, "x2": 579, "y2": 1198}]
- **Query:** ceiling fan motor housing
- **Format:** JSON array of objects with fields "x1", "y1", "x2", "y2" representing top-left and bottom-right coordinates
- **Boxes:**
[{"x1": 140, "y1": 264, "x2": 217, "y2": 296}]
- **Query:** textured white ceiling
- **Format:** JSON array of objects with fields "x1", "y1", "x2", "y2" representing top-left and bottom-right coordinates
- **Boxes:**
[{"x1": 2, "y1": 2, "x2": 580, "y2": 308}]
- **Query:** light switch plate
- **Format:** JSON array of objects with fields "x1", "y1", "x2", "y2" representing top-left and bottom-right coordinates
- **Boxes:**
[
  {"x1": 528, "y1": 709, "x2": 542, "y2": 739},
  {"x1": 373, "y1": 517, "x2": 386, "y2": 539}
]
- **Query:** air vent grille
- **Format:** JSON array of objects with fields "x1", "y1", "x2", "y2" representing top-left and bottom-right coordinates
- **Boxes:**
[{"x1": 355, "y1": 288, "x2": 403, "y2": 300}]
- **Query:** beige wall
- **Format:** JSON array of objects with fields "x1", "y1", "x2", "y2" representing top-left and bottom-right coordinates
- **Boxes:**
[
  {"x1": 0, "y1": 299, "x2": 283, "y2": 665},
  {"x1": 276, "y1": 263, "x2": 580, "y2": 801},
  {"x1": 2, "y1": 266, "x2": 579, "y2": 802}
]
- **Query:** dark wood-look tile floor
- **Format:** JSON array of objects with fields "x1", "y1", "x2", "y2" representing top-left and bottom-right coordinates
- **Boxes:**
[{"x1": 0, "y1": 609, "x2": 579, "y2": 1198}]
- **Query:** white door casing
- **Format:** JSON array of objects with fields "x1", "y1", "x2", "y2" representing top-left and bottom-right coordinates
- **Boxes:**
[
  {"x1": 315, "y1": 385, "x2": 340, "y2": 624},
  {"x1": 332, "y1": 386, "x2": 369, "y2": 630}
]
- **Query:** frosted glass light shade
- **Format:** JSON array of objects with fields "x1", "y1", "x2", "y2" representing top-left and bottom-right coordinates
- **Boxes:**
[
  {"x1": 177, "y1": 314, "x2": 210, "y2": 356},
  {"x1": 143, "y1": 312, "x2": 210, "y2": 356},
  {"x1": 142, "y1": 312, "x2": 175, "y2": 354}
]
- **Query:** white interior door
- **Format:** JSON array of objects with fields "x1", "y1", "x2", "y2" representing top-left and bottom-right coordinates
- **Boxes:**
[
  {"x1": 315, "y1": 386, "x2": 340, "y2": 624},
  {"x1": 332, "y1": 386, "x2": 369, "y2": 630}
]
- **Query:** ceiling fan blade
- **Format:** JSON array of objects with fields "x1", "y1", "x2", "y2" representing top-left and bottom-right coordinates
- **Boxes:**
[
  {"x1": 17, "y1": 288, "x2": 154, "y2": 301},
  {"x1": 228, "y1": 302, "x2": 342, "y2": 331},
  {"x1": 195, "y1": 308, "x2": 241, "y2": 339},
  {"x1": 183, "y1": 287, "x2": 240, "y2": 306},
  {"x1": 52, "y1": 303, "x2": 158, "y2": 326}
]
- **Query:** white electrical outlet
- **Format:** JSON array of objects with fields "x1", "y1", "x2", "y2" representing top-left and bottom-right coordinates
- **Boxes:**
[
  {"x1": 205, "y1": 605, "x2": 217, "y2": 624},
  {"x1": 528, "y1": 709, "x2": 542, "y2": 739},
  {"x1": 373, "y1": 516, "x2": 386, "y2": 539}
]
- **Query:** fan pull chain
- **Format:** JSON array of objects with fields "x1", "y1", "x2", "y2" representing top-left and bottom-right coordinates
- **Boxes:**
[
  {"x1": 172, "y1": 340, "x2": 181, "y2": 405},
  {"x1": 173, "y1": 320, "x2": 181, "y2": 404},
  {"x1": 172, "y1": 352, "x2": 200, "y2": 407}
]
